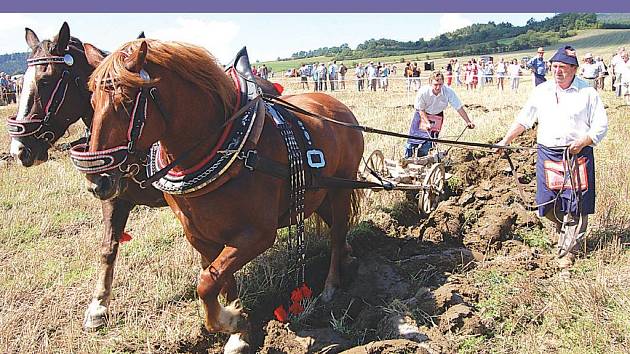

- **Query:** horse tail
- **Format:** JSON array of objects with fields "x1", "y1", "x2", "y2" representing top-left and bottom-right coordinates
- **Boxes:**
[{"x1": 348, "y1": 189, "x2": 364, "y2": 228}]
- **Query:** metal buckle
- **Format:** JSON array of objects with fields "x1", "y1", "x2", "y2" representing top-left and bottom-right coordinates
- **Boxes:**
[
  {"x1": 306, "y1": 149, "x2": 325, "y2": 168},
  {"x1": 243, "y1": 150, "x2": 258, "y2": 171}
]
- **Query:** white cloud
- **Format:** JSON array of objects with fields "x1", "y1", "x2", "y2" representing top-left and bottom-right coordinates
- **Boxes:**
[
  {"x1": 0, "y1": 14, "x2": 34, "y2": 31},
  {"x1": 151, "y1": 18, "x2": 240, "y2": 63},
  {"x1": 432, "y1": 14, "x2": 473, "y2": 38}
]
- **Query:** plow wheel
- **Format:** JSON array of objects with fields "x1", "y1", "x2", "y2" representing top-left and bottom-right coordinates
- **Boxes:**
[
  {"x1": 418, "y1": 162, "x2": 445, "y2": 216},
  {"x1": 359, "y1": 150, "x2": 386, "y2": 198}
]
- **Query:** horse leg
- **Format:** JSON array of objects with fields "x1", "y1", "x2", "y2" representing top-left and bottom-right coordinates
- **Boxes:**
[
  {"x1": 83, "y1": 198, "x2": 134, "y2": 330},
  {"x1": 197, "y1": 231, "x2": 274, "y2": 353},
  {"x1": 202, "y1": 255, "x2": 237, "y2": 302},
  {"x1": 316, "y1": 191, "x2": 354, "y2": 302}
]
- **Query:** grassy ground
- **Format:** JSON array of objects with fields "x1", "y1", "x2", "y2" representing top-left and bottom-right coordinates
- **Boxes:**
[{"x1": 1, "y1": 32, "x2": 629, "y2": 353}]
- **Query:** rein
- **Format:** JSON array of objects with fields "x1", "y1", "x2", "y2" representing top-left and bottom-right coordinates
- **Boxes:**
[
  {"x1": 6, "y1": 53, "x2": 92, "y2": 145},
  {"x1": 262, "y1": 94, "x2": 577, "y2": 210},
  {"x1": 262, "y1": 94, "x2": 567, "y2": 152}
]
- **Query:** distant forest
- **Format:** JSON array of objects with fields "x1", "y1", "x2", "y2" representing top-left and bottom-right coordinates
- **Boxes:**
[
  {"x1": 0, "y1": 52, "x2": 28, "y2": 76},
  {"x1": 287, "y1": 13, "x2": 630, "y2": 61}
]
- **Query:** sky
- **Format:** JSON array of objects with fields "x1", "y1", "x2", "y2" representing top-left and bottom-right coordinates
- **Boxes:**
[{"x1": 0, "y1": 13, "x2": 555, "y2": 64}]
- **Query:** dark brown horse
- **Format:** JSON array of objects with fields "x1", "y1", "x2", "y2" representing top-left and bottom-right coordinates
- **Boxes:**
[
  {"x1": 6, "y1": 23, "x2": 282, "y2": 332},
  {"x1": 77, "y1": 39, "x2": 363, "y2": 352}
]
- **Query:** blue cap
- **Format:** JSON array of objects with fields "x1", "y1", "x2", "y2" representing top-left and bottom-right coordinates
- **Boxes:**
[{"x1": 550, "y1": 46, "x2": 579, "y2": 66}]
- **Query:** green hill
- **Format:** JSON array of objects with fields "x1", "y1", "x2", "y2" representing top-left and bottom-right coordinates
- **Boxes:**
[{"x1": 0, "y1": 52, "x2": 28, "y2": 76}]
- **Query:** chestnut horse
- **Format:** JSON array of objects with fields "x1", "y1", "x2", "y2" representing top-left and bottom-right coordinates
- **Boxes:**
[
  {"x1": 77, "y1": 39, "x2": 363, "y2": 352},
  {"x1": 6, "y1": 23, "x2": 282, "y2": 332}
]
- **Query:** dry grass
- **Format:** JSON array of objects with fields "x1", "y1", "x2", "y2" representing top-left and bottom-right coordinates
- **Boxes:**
[{"x1": 1, "y1": 34, "x2": 630, "y2": 353}]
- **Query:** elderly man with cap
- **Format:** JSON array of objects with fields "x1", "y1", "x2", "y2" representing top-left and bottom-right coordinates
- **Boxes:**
[
  {"x1": 497, "y1": 46, "x2": 608, "y2": 268},
  {"x1": 527, "y1": 47, "x2": 548, "y2": 86},
  {"x1": 580, "y1": 52, "x2": 601, "y2": 89}
]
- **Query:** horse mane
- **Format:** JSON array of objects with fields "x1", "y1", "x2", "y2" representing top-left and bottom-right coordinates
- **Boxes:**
[{"x1": 89, "y1": 39, "x2": 237, "y2": 119}]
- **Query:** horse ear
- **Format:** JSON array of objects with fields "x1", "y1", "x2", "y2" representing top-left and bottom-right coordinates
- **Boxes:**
[
  {"x1": 83, "y1": 43, "x2": 105, "y2": 68},
  {"x1": 54, "y1": 22, "x2": 70, "y2": 55},
  {"x1": 137, "y1": 31, "x2": 146, "y2": 39},
  {"x1": 25, "y1": 28, "x2": 40, "y2": 51},
  {"x1": 125, "y1": 41, "x2": 148, "y2": 73}
]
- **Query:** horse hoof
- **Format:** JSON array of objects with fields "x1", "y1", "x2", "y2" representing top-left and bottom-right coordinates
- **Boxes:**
[
  {"x1": 219, "y1": 300, "x2": 250, "y2": 333},
  {"x1": 83, "y1": 301, "x2": 108, "y2": 331},
  {"x1": 224, "y1": 333, "x2": 250, "y2": 354}
]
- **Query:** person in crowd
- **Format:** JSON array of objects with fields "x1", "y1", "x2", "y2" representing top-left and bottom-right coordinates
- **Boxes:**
[
  {"x1": 259, "y1": 64, "x2": 269, "y2": 80},
  {"x1": 367, "y1": 62, "x2": 378, "y2": 91},
  {"x1": 318, "y1": 63, "x2": 327, "y2": 91},
  {"x1": 355, "y1": 63, "x2": 365, "y2": 92},
  {"x1": 299, "y1": 63, "x2": 310, "y2": 90},
  {"x1": 610, "y1": 47, "x2": 626, "y2": 94},
  {"x1": 405, "y1": 71, "x2": 475, "y2": 158},
  {"x1": 381, "y1": 64, "x2": 390, "y2": 91},
  {"x1": 507, "y1": 58, "x2": 522, "y2": 92},
  {"x1": 445, "y1": 59, "x2": 453, "y2": 86},
  {"x1": 404, "y1": 62, "x2": 413, "y2": 91},
  {"x1": 454, "y1": 59, "x2": 462, "y2": 86},
  {"x1": 497, "y1": 46, "x2": 608, "y2": 269},
  {"x1": 329, "y1": 61, "x2": 338, "y2": 91},
  {"x1": 528, "y1": 47, "x2": 548, "y2": 86},
  {"x1": 579, "y1": 52, "x2": 601, "y2": 89},
  {"x1": 412, "y1": 62, "x2": 421, "y2": 90},
  {"x1": 339, "y1": 62, "x2": 347, "y2": 89},
  {"x1": 595, "y1": 56, "x2": 608, "y2": 91},
  {"x1": 312, "y1": 63, "x2": 320, "y2": 92},
  {"x1": 495, "y1": 58, "x2": 507, "y2": 91},
  {"x1": 614, "y1": 50, "x2": 630, "y2": 104}
]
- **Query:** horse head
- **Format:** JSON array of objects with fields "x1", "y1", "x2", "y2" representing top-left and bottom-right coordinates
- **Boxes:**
[
  {"x1": 8, "y1": 22, "x2": 96, "y2": 167},
  {"x1": 73, "y1": 39, "x2": 234, "y2": 200}
]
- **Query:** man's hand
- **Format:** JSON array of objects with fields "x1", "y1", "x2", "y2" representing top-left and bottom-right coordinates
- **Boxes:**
[
  {"x1": 568, "y1": 136, "x2": 593, "y2": 155},
  {"x1": 494, "y1": 138, "x2": 508, "y2": 154},
  {"x1": 466, "y1": 122, "x2": 475, "y2": 129}
]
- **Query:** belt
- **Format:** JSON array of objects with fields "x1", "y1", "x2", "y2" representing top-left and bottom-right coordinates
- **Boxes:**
[{"x1": 585, "y1": 77, "x2": 597, "y2": 79}]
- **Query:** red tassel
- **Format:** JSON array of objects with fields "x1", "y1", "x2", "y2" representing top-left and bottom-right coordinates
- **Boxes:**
[
  {"x1": 272, "y1": 82, "x2": 284, "y2": 95},
  {"x1": 274, "y1": 305, "x2": 288, "y2": 322},
  {"x1": 300, "y1": 283, "x2": 313, "y2": 299},
  {"x1": 288, "y1": 301, "x2": 304, "y2": 315},
  {"x1": 120, "y1": 232, "x2": 133, "y2": 244}
]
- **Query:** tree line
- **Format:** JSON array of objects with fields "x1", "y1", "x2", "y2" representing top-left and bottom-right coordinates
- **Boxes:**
[{"x1": 288, "y1": 13, "x2": 624, "y2": 61}]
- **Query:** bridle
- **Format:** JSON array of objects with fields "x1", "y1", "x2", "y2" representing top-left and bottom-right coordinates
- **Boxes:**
[
  {"x1": 69, "y1": 69, "x2": 171, "y2": 185},
  {"x1": 6, "y1": 53, "x2": 92, "y2": 144}
]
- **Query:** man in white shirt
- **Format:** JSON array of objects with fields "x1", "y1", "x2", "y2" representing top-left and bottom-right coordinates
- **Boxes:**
[
  {"x1": 498, "y1": 46, "x2": 608, "y2": 268},
  {"x1": 610, "y1": 46, "x2": 626, "y2": 93},
  {"x1": 405, "y1": 71, "x2": 475, "y2": 158},
  {"x1": 579, "y1": 52, "x2": 601, "y2": 89}
]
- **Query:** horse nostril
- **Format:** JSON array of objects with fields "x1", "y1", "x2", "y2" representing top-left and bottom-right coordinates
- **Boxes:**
[
  {"x1": 18, "y1": 147, "x2": 32, "y2": 162},
  {"x1": 88, "y1": 176, "x2": 111, "y2": 196}
]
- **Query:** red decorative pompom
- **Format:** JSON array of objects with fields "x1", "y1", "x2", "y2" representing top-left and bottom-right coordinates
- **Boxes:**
[
  {"x1": 120, "y1": 232, "x2": 133, "y2": 244},
  {"x1": 290, "y1": 287, "x2": 304, "y2": 304},
  {"x1": 272, "y1": 83, "x2": 284, "y2": 95},
  {"x1": 274, "y1": 305, "x2": 288, "y2": 322},
  {"x1": 288, "y1": 301, "x2": 304, "y2": 315},
  {"x1": 300, "y1": 283, "x2": 313, "y2": 299}
]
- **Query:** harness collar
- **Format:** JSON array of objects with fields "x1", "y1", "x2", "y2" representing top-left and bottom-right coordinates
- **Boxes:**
[{"x1": 147, "y1": 48, "x2": 264, "y2": 194}]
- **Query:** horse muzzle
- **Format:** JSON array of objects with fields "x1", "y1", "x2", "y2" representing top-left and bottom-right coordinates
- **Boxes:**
[
  {"x1": 86, "y1": 173, "x2": 126, "y2": 200},
  {"x1": 9, "y1": 138, "x2": 48, "y2": 167}
]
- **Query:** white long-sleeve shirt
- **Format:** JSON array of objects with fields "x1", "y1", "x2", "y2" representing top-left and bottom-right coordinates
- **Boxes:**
[
  {"x1": 413, "y1": 85, "x2": 463, "y2": 114},
  {"x1": 516, "y1": 76, "x2": 608, "y2": 147}
]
